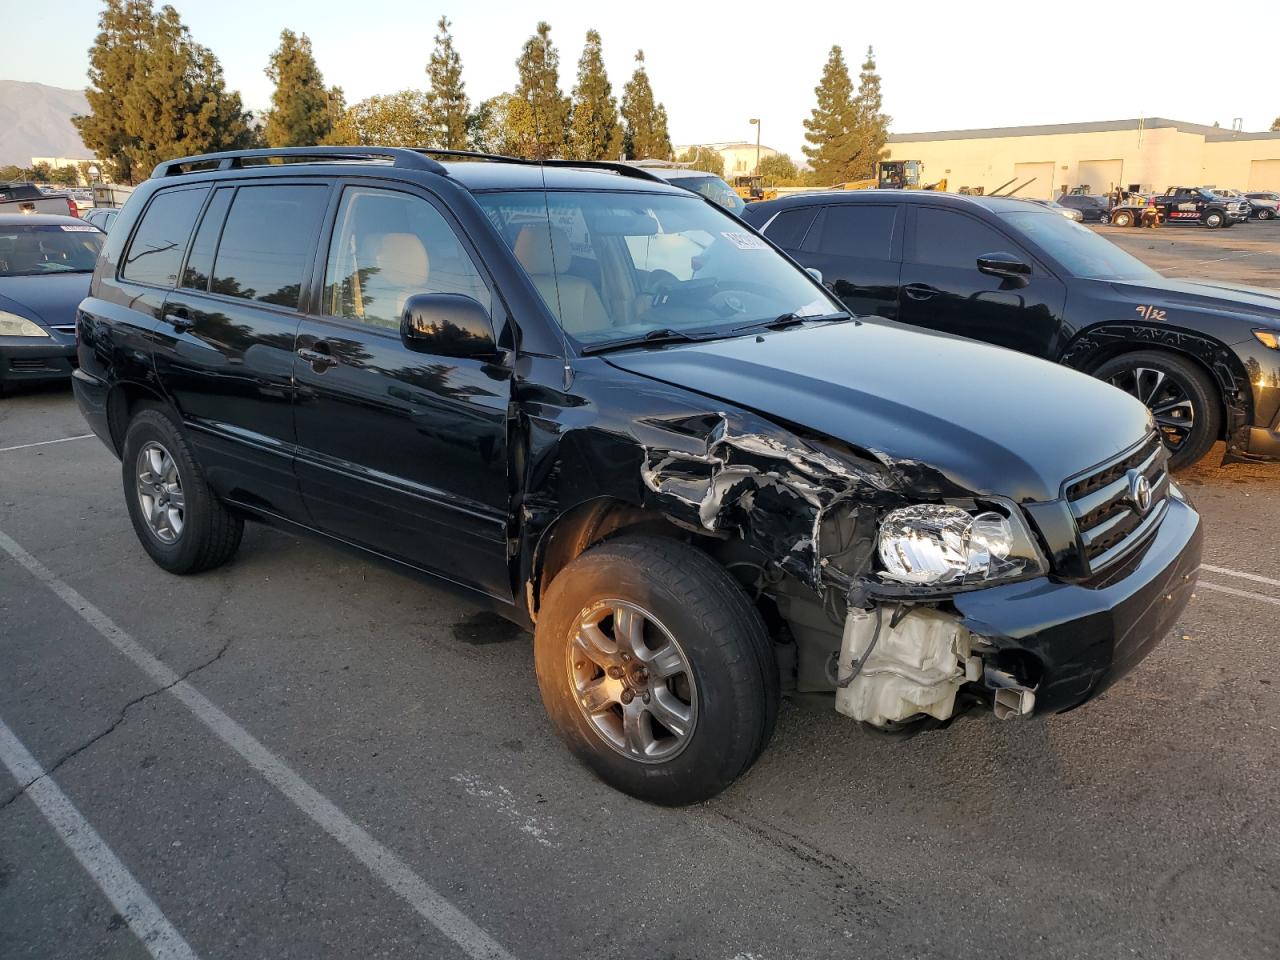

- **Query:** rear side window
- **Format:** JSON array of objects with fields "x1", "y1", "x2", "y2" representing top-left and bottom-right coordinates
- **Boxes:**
[
  {"x1": 761, "y1": 207, "x2": 817, "y2": 249},
  {"x1": 809, "y1": 204, "x2": 897, "y2": 260},
  {"x1": 180, "y1": 188, "x2": 233, "y2": 291},
  {"x1": 121, "y1": 187, "x2": 209, "y2": 288},
  {"x1": 211, "y1": 185, "x2": 327, "y2": 309},
  {"x1": 907, "y1": 208, "x2": 1016, "y2": 269}
]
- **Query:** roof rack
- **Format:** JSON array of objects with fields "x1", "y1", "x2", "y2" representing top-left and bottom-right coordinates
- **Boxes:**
[
  {"x1": 406, "y1": 149, "x2": 669, "y2": 186},
  {"x1": 151, "y1": 146, "x2": 447, "y2": 179}
]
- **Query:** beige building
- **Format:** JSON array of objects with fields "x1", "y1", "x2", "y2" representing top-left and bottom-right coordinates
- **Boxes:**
[
  {"x1": 30, "y1": 156, "x2": 96, "y2": 184},
  {"x1": 885, "y1": 118, "x2": 1280, "y2": 198},
  {"x1": 674, "y1": 141, "x2": 779, "y2": 178}
]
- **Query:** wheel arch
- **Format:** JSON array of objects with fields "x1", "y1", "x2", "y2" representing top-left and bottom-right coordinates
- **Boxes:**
[
  {"x1": 105, "y1": 380, "x2": 172, "y2": 456},
  {"x1": 1061, "y1": 323, "x2": 1252, "y2": 439}
]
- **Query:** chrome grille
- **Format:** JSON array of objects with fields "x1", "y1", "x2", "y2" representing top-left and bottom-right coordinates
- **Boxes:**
[{"x1": 1065, "y1": 434, "x2": 1169, "y2": 572}]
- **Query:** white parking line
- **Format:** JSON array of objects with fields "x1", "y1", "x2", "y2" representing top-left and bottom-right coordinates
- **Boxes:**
[
  {"x1": 0, "y1": 529, "x2": 518, "y2": 960},
  {"x1": 1198, "y1": 581, "x2": 1280, "y2": 608},
  {"x1": 0, "y1": 433, "x2": 94, "y2": 454},
  {"x1": 0, "y1": 715, "x2": 200, "y2": 960},
  {"x1": 1200, "y1": 563, "x2": 1280, "y2": 590}
]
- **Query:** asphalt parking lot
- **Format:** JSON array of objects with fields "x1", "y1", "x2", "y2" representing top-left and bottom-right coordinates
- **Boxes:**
[{"x1": 2, "y1": 229, "x2": 1279, "y2": 959}]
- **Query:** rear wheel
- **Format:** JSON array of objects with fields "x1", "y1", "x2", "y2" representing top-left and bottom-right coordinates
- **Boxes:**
[
  {"x1": 1112, "y1": 210, "x2": 1133, "y2": 227},
  {"x1": 1094, "y1": 351, "x2": 1222, "y2": 470},
  {"x1": 121, "y1": 408, "x2": 243, "y2": 573},
  {"x1": 534, "y1": 536, "x2": 778, "y2": 805},
  {"x1": 1258, "y1": 208, "x2": 1275, "y2": 221}
]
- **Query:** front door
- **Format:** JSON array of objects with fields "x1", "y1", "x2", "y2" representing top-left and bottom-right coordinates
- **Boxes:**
[
  {"x1": 292, "y1": 183, "x2": 514, "y2": 600},
  {"x1": 897, "y1": 205, "x2": 1066, "y2": 359}
]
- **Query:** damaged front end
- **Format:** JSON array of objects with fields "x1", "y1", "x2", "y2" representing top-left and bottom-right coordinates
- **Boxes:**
[{"x1": 635, "y1": 410, "x2": 1046, "y2": 732}]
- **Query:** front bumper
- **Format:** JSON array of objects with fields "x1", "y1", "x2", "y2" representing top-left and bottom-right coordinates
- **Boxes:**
[
  {"x1": 0, "y1": 337, "x2": 76, "y2": 386},
  {"x1": 952, "y1": 495, "x2": 1201, "y2": 714}
]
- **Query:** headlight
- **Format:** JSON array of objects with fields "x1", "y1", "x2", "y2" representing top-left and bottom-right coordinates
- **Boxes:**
[
  {"x1": 877, "y1": 503, "x2": 1046, "y2": 587},
  {"x1": 0, "y1": 311, "x2": 49, "y2": 338}
]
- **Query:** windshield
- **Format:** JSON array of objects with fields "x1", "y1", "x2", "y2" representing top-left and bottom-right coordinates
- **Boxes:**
[
  {"x1": 999, "y1": 210, "x2": 1160, "y2": 282},
  {"x1": 0, "y1": 223, "x2": 104, "y2": 277},
  {"x1": 670, "y1": 176, "x2": 746, "y2": 215},
  {"x1": 477, "y1": 189, "x2": 840, "y2": 348}
]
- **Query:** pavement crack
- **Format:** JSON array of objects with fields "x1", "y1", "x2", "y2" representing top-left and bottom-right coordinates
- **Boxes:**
[{"x1": 0, "y1": 635, "x2": 234, "y2": 812}]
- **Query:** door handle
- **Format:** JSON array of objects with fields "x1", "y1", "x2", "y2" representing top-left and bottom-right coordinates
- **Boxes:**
[
  {"x1": 297, "y1": 345, "x2": 339, "y2": 370},
  {"x1": 164, "y1": 308, "x2": 194, "y2": 332},
  {"x1": 903, "y1": 283, "x2": 941, "y2": 301}
]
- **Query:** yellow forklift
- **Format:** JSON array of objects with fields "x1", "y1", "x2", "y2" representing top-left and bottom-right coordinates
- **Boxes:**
[
  {"x1": 732, "y1": 175, "x2": 778, "y2": 203},
  {"x1": 833, "y1": 160, "x2": 946, "y2": 192}
]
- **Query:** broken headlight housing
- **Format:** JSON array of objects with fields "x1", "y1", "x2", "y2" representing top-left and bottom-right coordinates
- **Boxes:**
[{"x1": 877, "y1": 503, "x2": 1047, "y2": 587}]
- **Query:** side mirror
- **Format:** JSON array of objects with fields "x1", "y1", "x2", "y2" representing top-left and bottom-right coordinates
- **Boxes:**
[
  {"x1": 976, "y1": 252, "x2": 1032, "y2": 284},
  {"x1": 400, "y1": 293, "x2": 497, "y2": 359},
  {"x1": 805, "y1": 266, "x2": 824, "y2": 285}
]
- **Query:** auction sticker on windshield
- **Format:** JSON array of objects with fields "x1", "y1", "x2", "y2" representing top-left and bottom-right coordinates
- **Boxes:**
[{"x1": 720, "y1": 231, "x2": 768, "y2": 250}]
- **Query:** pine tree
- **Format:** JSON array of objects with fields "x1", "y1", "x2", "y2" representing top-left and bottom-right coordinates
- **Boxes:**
[
  {"x1": 264, "y1": 30, "x2": 345, "y2": 147},
  {"x1": 73, "y1": 0, "x2": 157, "y2": 184},
  {"x1": 568, "y1": 30, "x2": 623, "y2": 161},
  {"x1": 621, "y1": 51, "x2": 672, "y2": 160},
  {"x1": 514, "y1": 22, "x2": 570, "y2": 159},
  {"x1": 802, "y1": 45, "x2": 857, "y2": 185},
  {"x1": 426, "y1": 16, "x2": 469, "y2": 149},
  {"x1": 848, "y1": 46, "x2": 890, "y2": 180},
  {"x1": 1272, "y1": 117, "x2": 1280, "y2": 132}
]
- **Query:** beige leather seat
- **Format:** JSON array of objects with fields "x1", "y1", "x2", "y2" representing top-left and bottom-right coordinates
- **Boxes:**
[
  {"x1": 511, "y1": 225, "x2": 607, "y2": 335},
  {"x1": 369, "y1": 232, "x2": 431, "y2": 320}
]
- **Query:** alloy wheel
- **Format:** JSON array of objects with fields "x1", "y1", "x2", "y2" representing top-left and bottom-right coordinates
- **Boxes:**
[
  {"x1": 135, "y1": 441, "x2": 185, "y2": 543},
  {"x1": 567, "y1": 599, "x2": 698, "y2": 763},
  {"x1": 1107, "y1": 366, "x2": 1196, "y2": 454}
]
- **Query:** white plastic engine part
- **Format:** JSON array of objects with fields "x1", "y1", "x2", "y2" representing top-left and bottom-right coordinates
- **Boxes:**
[{"x1": 833, "y1": 606, "x2": 976, "y2": 727}]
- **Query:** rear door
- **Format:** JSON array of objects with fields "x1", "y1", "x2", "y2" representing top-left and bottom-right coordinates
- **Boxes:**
[
  {"x1": 292, "y1": 181, "x2": 514, "y2": 600},
  {"x1": 155, "y1": 180, "x2": 330, "y2": 519},
  {"x1": 794, "y1": 202, "x2": 902, "y2": 320},
  {"x1": 897, "y1": 205, "x2": 1065, "y2": 358}
]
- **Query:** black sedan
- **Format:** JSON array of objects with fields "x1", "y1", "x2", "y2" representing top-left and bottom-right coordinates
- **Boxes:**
[
  {"x1": 1055, "y1": 193, "x2": 1111, "y2": 222},
  {"x1": 0, "y1": 214, "x2": 104, "y2": 394},
  {"x1": 743, "y1": 191, "x2": 1280, "y2": 469}
]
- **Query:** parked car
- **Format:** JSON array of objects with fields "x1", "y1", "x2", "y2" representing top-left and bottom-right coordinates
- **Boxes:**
[
  {"x1": 742, "y1": 190, "x2": 1280, "y2": 469},
  {"x1": 1055, "y1": 193, "x2": 1111, "y2": 222},
  {"x1": 628, "y1": 161, "x2": 747, "y2": 216},
  {"x1": 82, "y1": 207, "x2": 120, "y2": 233},
  {"x1": 0, "y1": 214, "x2": 104, "y2": 393},
  {"x1": 1207, "y1": 188, "x2": 1254, "y2": 220},
  {"x1": 1242, "y1": 191, "x2": 1278, "y2": 220},
  {"x1": 0, "y1": 182, "x2": 81, "y2": 218},
  {"x1": 76, "y1": 147, "x2": 1201, "y2": 805},
  {"x1": 1028, "y1": 198, "x2": 1084, "y2": 221}
]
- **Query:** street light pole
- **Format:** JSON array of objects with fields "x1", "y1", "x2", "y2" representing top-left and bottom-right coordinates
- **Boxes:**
[{"x1": 749, "y1": 118, "x2": 761, "y2": 176}]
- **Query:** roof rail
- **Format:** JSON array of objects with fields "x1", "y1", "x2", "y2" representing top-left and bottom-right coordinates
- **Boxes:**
[
  {"x1": 406, "y1": 149, "x2": 670, "y2": 186},
  {"x1": 151, "y1": 146, "x2": 447, "y2": 179}
]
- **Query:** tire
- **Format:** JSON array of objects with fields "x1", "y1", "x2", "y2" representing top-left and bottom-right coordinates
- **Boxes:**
[
  {"x1": 534, "y1": 535, "x2": 779, "y2": 805},
  {"x1": 1093, "y1": 350, "x2": 1222, "y2": 470},
  {"x1": 121, "y1": 406, "x2": 243, "y2": 573},
  {"x1": 1258, "y1": 208, "x2": 1275, "y2": 221},
  {"x1": 1203, "y1": 211, "x2": 1224, "y2": 228},
  {"x1": 1098, "y1": 212, "x2": 1112, "y2": 225},
  {"x1": 1112, "y1": 210, "x2": 1133, "y2": 227}
]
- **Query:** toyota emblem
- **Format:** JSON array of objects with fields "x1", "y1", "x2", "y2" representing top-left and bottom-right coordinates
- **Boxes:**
[{"x1": 1128, "y1": 470, "x2": 1153, "y2": 514}]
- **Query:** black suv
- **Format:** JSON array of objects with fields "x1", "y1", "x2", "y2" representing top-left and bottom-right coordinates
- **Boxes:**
[
  {"x1": 75, "y1": 147, "x2": 1201, "y2": 804},
  {"x1": 743, "y1": 190, "x2": 1280, "y2": 469}
]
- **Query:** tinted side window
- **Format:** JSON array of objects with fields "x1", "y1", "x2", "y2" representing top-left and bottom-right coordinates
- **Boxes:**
[
  {"x1": 211, "y1": 185, "x2": 327, "y2": 309},
  {"x1": 908, "y1": 208, "x2": 1018, "y2": 269},
  {"x1": 121, "y1": 187, "x2": 209, "y2": 288},
  {"x1": 322, "y1": 187, "x2": 490, "y2": 330},
  {"x1": 180, "y1": 187, "x2": 232, "y2": 291},
  {"x1": 762, "y1": 207, "x2": 816, "y2": 249},
  {"x1": 811, "y1": 204, "x2": 897, "y2": 259}
]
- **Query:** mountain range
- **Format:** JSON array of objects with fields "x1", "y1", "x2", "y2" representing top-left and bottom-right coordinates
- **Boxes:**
[{"x1": 0, "y1": 80, "x2": 91, "y2": 166}]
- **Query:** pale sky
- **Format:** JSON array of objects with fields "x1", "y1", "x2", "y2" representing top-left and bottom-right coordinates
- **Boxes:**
[{"x1": 7, "y1": 0, "x2": 1280, "y2": 160}]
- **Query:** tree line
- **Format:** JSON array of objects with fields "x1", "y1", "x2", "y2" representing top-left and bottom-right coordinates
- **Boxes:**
[{"x1": 68, "y1": 0, "x2": 885, "y2": 186}]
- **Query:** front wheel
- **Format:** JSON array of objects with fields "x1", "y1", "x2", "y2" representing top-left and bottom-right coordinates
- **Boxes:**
[
  {"x1": 1098, "y1": 212, "x2": 1112, "y2": 224},
  {"x1": 534, "y1": 536, "x2": 778, "y2": 805},
  {"x1": 1204, "y1": 211, "x2": 1225, "y2": 228},
  {"x1": 1094, "y1": 351, "x2": 1222, "y2": 470},
  {"x1": 1258, "y1": 208, "x2": 1275, "y2": 221}
]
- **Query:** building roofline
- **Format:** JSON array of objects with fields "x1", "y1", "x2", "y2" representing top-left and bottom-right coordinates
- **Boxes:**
[{"x1": 888, "y1": 117, "x2": 1280, "y2": 143}]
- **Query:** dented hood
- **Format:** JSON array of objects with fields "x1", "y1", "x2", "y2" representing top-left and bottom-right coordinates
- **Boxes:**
[{"x1": 604, "y1": 319, "x2": 1152, "y2": 503}]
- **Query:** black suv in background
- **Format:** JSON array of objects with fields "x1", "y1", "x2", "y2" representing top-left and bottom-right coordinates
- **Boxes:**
[
  {"x1": 743, "y1": 190, "x2": 1280, "y2": 468},
  {"x1": 1055, "y1": 194, "x2": 1110, "y2": 222},
  {"x1": 76, "y1": 148, "x2": 1200, "y2": 804}
]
